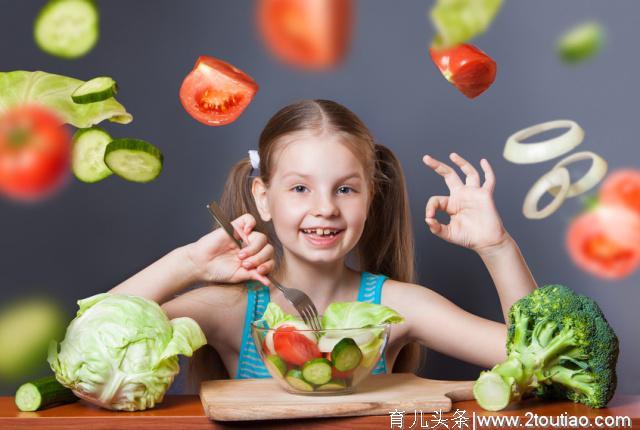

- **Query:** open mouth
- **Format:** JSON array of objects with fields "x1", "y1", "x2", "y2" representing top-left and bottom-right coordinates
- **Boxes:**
[{"x1": 300, "y1": 228, "x2": 344, "y2": 237}]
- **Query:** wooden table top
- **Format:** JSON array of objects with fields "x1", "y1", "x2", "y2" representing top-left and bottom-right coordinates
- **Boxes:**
[{"x1": 1, "y1": 394, "x2": 639, "y2": 429}]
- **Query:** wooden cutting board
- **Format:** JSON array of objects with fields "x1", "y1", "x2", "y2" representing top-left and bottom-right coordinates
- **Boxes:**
[{"x1": 200, "y1": 373, "x2": 475, "y2": 421}]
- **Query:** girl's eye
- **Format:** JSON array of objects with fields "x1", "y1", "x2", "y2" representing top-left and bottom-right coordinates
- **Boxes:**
[
  {"x1": 337, "y1": 186, "x2": 355, "y2": 194},
  {"x1": 291, "y1": 185, "x2": 308, "y2": 193}
]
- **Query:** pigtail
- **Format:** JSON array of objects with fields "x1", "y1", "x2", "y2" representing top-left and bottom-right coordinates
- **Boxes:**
[
  {"x1": 359, "y1": 144, "x2": 423, "y2": 374},
  {"x1": 359, "y1": 144, "x2": 416, "y2": 284},
  {"x1": 187, "y1": 158, "x2": 280, "y2": 389}
]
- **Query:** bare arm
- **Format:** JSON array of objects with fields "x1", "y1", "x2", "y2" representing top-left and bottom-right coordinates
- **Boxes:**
[
  {"x1": 388, "y1": 281, "x2": 508, "y2": 368},
  {"x1": 109, "y1": 214, "x2": 275, "y2": 305},
  {"x1": 109, "y1": 245, "x2": 198, "y2": 304},
  {"x1": 477, "y1": 233, "x2": 537, "y2": 322}
]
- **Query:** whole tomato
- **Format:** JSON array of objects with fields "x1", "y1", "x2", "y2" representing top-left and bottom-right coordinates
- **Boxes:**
[{"x1": 0, "y1": 105, "x2": 71, "y2": 200}]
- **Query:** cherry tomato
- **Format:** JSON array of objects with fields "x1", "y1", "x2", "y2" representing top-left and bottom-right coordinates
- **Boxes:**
[
  {"x1": 179, "y1": 56, "x2": 259, "y2": 126},
  {"x1": 429, "y1": 43, "x2": 497, "y2": 99},
  {"x1": 599, "y1": 169, "x2": 640, "y2": 216},
  {"x1": 566, "y1": 207, "x2": 640, "y2": 279},
  {"x1": 273, "y1": 326, "x2": 321, "y2": 365},
  {"x1": 257, "y1": 0, "x2": 352, "y2": 70},
  {"x1": 0, "y1": 105, "x2": 71, "y2": 200}
]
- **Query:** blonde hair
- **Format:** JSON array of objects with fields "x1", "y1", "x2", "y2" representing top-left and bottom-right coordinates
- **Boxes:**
[{"x1": 188, "y1": 100, "x2": 423, "y2": 389}]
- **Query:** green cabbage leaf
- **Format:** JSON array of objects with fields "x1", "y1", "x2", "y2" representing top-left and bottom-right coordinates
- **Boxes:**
[{"x1": 0, "y1": 71, "x2": 132, "y2": 128}]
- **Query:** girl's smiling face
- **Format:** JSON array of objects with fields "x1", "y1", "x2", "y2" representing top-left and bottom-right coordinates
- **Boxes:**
[{"x1": 253, "y1": 131, "x2": 371, "y2": 264}]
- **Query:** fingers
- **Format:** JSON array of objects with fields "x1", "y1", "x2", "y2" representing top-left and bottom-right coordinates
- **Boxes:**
[
  {"x1": 480, "y1": 158, "x2": 496, "y2": 192},
  {"x1": 230, "y1": 213, "x2": 256, "y2": 244},
  {"x1": 449, "y1": 153, "x2": 480, "y2": 187},
  {"x1": 240, "y1": 242, "x2": 274, "y2": 271},
  {"x1": 425, "y1": 195, "x2": 449, "y2": 219},
  {"x1": 425, "y1": 217, "x2": 451, "y2": 241},
  {"x1": 422, "y1": 154, "x2": 463, "y2": 191}
]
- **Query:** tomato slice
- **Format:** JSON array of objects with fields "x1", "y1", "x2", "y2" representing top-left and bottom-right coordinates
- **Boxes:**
[
  {"x1": 273, "y1": 326, "x2": 321, "y2": 366},
  {"x1": 257, "y1": 0, "x2": 352, "y2": 70},
  {"x1": 429, "y1": 43, "x2": 497, "y2": 99},
  {"x1": 599, "y1": 169, "x2": 640, "y2": 216},
  {"x1": 566, "y1": 208, "x2": 640, "y2": 279},
  {"x1": 0, "y1": 105, "x2": 70, "y2": 200},
  {"x1": 179, "y1": 56, "x2": 259, "y2": 126}
]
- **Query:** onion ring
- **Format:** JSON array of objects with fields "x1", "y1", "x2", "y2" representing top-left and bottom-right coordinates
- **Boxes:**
[
  {"x1": 523, "y1": 167, "x2": 571, "y2": 219},
  {"x1": 504, "y1": 120, "x2": 584, "y2": 164},
  {"x1": 548, "y1": 151, "x2": 608, "y2": 198}
]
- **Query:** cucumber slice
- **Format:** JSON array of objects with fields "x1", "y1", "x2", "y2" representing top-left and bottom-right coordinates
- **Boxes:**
[
  {"x1": 331, "y1": 338, "x2": 363, "y2": 372},
  {"x1": 15, "y1": 376, "x2": 77, "y2": 411},
  {"x1": 72, "y1": 127, "x2": 113, "y2": 183},
  {"x1": 302, "y1": 358, "x2": 332, "y2": 385},
  {"x1": 71, "y1": 77, "x2": 117, "y2": 104},
  {"x1": 264, "y1": 355, "x2": 287, "y2": 378},
  {"x1": 34, "y1": 0, "x2": 99, "y2": 59},
  {"x1": 104, "y1": 139, "x2": 163, "y2": 183},
  {"x1": 285, "y1": 369, "x2": 314, "y2": 392},
  {"x1": 316, "y1": 379, "x2": 348, "y2": 391}
]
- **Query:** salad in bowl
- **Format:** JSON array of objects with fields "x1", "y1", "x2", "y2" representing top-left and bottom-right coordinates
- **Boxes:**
[{"x1": 250, "y1": 301, "x2": 404, "y2": 395}]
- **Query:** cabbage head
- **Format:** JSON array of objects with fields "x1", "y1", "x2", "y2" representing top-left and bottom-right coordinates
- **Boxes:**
[{"x1": 48, "y1": 293, "x2": 206, "y2": 411}]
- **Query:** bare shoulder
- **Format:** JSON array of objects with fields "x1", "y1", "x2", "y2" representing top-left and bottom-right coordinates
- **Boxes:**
[{"x1": 161, "y1": 283, "x2": 247, "y2": 346}]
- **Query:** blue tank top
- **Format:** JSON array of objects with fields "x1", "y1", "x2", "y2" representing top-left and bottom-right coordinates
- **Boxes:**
[{"x1": 235, "y1": 271, "x2": 389, "y2": 379}]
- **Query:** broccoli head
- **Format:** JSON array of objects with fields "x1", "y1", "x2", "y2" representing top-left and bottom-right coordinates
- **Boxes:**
[{"x1": 473, "y1": 284, "x2": 619, "y2": 411}]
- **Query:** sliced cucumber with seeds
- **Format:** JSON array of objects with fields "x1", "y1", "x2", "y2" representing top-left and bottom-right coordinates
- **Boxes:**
[
  {"x1": 104, "y1": 139, "x2": 163, "y2": 183},
  {"x1": 72, "y1": 77, "x2": 117, "y2": 104},
  {"x1": 72, "y1": 127, "x2": 113, "y2": 183},
  {"x1": 302, "y1": 358, "x2": 332, "y2": 386},
  {"x1": 15, "y1": 376, "x2": 77, "y2": 411},
  {"x1": 316, "y1": 379, "x2": 348, "y2": 391},
  {"x1": 264, "y1": 355, "x2": 287, "y2": 378},
  {"x1": 331, "y1": 338, "x2": 363, "y2": 372},
  {"x1": 34, "y1": 0, "x2": 99, "y2": 59},
  {"x1": 285, "y1": 369, "x2": 314, "y2": 392}
]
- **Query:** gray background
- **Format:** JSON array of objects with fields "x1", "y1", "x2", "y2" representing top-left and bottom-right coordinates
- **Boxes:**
[{"x1": 1, "y1": 0, "x2": 638, "y2": 396}]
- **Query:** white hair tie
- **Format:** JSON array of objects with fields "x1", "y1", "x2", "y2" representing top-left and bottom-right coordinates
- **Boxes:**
[{"x1": 248, "y1": 150, "x2": 260, "y2": 177}]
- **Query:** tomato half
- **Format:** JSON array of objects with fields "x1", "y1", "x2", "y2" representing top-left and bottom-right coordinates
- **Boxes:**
[
  {"x1": 429, "y1": 43, "x2": 497, "y2": 99},
  {"x1": 0, "y1": 105, "x2": 70, "y2": 200},
  {"x1": 257, "y1": 0, "x2": 352, "y2": 70},
  {"x1": 179, "y1": 56, "x2": 259, "y2": 126},
  {"x1": 599, "y1": 169, "x2": 640, "y2": 216},
  {"x1": 273, "y1": 326, "x2": 321, "y2": 365},
  {"x1": 566, "y1": 208, "x2": 640, "y2": 279}
]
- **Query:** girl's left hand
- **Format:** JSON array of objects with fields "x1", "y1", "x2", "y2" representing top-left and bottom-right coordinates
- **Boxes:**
[{"x1": 423, "y1": 153, "x2": 509, "y2": 254}]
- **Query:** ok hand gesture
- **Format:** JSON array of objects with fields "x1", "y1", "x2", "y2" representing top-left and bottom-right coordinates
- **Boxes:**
[{"x1": 423, "y1": 153, "x2": 509, "y2": 254}]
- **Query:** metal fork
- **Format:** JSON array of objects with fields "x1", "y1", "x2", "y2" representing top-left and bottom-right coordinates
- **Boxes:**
[{"x1": 206, "y1": 201, "x2": 323, "y2": 332}]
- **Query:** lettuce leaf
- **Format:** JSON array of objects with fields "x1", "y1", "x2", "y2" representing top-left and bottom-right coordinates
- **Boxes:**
[
  {"x1": 322, "y1": 302, "x2": 405, "y2": 330},
  {"x1": 430, "y1": 0, "x2": 503, "y2": 48},
  {"x1": 262, "y1": 302, "x2": 302, "y2": 328},
  {"x1": 0, "y1": 71, "x2": 133, "y2": 128}
]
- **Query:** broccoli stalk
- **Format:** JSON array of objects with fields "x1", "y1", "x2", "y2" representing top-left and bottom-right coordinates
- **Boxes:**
[{"x1": 473, "y1": 285, "x2": 618, "y2": 411}]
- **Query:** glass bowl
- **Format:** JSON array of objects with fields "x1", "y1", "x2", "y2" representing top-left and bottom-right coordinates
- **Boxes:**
[{"x1": 250, "y1": 319, "x2": 390, "y2": 395}]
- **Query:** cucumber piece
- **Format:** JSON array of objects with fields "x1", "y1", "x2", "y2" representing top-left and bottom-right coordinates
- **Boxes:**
[
  {"x1": 34, "y1": 0, "x2": 99, "y2": 59},
  {"x1": 331, "y1": 338, "x2": 363, "y2": 372},
  {"x1": 71, "y1": 77, "x2": 117, "y2": 104},
  {"x1": 285, "y1": 369, "x2": 314, "y2": 392},
  {"x1": 104, "y1": 139, "x2": 163, "y2": 183},
  {"x1": 316, "y1": 379, "x2": 348, "y2": 391},
  {"x1": 72, "y1": 127, "x2": 113, "y2": 183},
  {"x1": 264, "y1": 355, "x2": 287, "y2": 378},
  {"x1": 301, "y1": 358, "x2": 332, "y2": 386},
  {"x1": 557, "y1": 22, "x2": 603, "y2": 64},
  {"x1": 15, "y1": 376, "x2": 77, "y2": 411}
]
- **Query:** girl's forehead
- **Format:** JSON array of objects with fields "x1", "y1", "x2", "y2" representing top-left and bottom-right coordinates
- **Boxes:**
[{"x1": 271, "y1": 133, "x2": 367, "y2": 180}]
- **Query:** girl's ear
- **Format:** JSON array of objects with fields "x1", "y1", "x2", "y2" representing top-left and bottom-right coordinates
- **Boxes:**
[{"x1": 251, "y1": 177, "x2": 272, "y2": 222}]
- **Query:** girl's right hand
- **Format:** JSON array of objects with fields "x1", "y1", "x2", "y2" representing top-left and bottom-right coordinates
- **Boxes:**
[{"x1": 186, "y1": 213, "x2": 275, "y2": 287}]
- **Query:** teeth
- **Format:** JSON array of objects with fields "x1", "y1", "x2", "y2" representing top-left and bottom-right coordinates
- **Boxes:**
[{"x1": 302, "y1": 228, "x2": 339, "y2": 236}]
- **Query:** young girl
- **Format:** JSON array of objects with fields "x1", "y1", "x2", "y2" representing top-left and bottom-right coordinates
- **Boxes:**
[{"x1": 111, "y1": 99, "x2": 537, "y2": 389}]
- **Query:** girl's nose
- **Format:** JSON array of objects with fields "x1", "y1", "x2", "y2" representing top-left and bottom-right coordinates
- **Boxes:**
[{"x1": 311, "y1": 194, "x2": 339, "y2": 217}]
